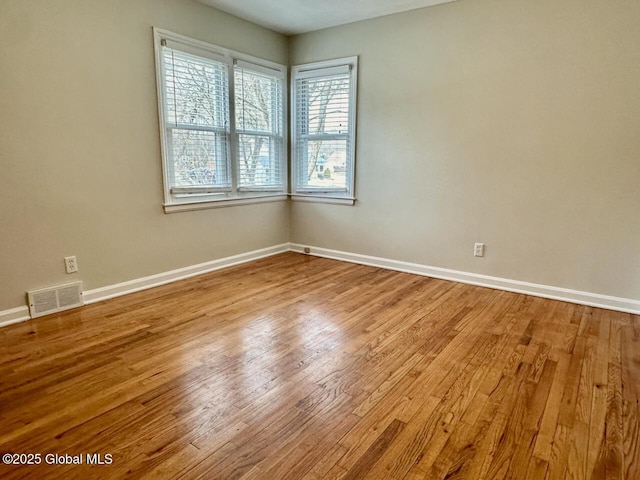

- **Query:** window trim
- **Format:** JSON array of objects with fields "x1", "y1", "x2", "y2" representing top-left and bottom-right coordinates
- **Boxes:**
[
  {"x1": 163, "y1": 193, "x2": 288, "y2": 214},
  {"x1": 291, "y1": 56, "x2": 358, "y2": 203},
  {"x1": 153, "y1": 28, "x2": 288, "y2": 212}
]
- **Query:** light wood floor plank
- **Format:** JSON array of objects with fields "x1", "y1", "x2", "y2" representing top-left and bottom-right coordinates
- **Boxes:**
[{"x1": 0, "y1": 253, "x2": 637, "y2": 479}]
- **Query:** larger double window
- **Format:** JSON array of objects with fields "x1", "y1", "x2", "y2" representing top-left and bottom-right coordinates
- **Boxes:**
[
  {"x1": 154, "y1": 29, "x2": 286, "y2": 212},
  {"x1": 154, "y1": 29, "x2": 357, "y2": 212}
]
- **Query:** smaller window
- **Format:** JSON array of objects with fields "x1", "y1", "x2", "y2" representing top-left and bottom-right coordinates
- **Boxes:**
[{"x1": 291, "y1": 57, "x2": 358, "y2": 205}]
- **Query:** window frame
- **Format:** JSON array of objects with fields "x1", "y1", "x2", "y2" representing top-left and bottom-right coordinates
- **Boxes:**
[
  {"x1": 153, "y1": 28, "x2": 288, "y2": 213},
  {"x1": 291, "y1": 56, "x2": 358, "y2": 206}
]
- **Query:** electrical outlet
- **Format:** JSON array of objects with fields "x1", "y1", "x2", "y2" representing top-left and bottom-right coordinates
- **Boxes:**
[
  {"x1": 64, "y1": 256, "x2": 78, "y2": 274},
  {"x1": 474, "y1": 243, "x2": 485, "y2": 257}
]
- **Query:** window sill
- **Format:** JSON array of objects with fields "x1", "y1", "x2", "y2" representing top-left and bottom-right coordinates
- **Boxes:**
[
  {"x1": 290, "y1": 194, "x2": 356, "y2": 206},
  {"x1": 164, "y1": 194, "x2": 288, "y2": 213}
]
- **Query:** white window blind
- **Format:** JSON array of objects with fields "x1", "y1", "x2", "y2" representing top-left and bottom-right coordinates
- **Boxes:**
[
  {"x1": 292, "y1": 58, "x2": 357, "y2": 199},
  {"x1": 161, "y1": 44, "x2": 231, "y2": 193},
  {"x1": 234, "y1": 62, "x2": 284, "y2": 191}
]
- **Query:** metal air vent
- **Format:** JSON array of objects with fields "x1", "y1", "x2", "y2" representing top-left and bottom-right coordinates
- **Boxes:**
[{"x1": 27, "y1": 281, "x2": 84, "y2": 318}]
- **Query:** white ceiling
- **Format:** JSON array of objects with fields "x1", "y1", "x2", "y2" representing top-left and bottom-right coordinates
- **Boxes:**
[{"x1": 197, "y1": 0, "x2": 458, "y2": 36}]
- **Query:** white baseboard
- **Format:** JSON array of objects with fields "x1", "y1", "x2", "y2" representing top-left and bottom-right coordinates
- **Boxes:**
[
  {"x1": 289, "y1": 243, "x2": 640, "y2": 315},
  {"x1": 0, "y1": 306, "x2": 31, "y2": 328},
  {"x1": 83, "y1": 243, "x2": 290, "y2": 304},
  {"x1": 2, "y1": 241, "x2": 638, "y2": 329},
  {"x1": 0, "y1": 243, "x2": 290, "y2": 328}
]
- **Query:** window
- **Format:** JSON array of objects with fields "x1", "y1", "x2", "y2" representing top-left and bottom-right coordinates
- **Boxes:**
[
  {"x1": 235, "y1": 63, "x2": 284, "y2": 191},
  {"x1": 154, "y1": 29, "x2": 287, "y2": 212},
  {"x1": 291, "y1": 57, "x2": 358, "y2": 205}
]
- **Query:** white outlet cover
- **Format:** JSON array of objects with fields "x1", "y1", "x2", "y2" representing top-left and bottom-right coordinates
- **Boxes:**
[{"x1": 65, "y1": 256, "x2": 78, "y2": 273}]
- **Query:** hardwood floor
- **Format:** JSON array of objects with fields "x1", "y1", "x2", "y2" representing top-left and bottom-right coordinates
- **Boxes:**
[{"x1": 0, "y1": 252, "x2": 638, "y2": 479}]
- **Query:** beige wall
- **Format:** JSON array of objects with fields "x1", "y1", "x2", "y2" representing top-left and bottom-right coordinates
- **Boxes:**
[
  {"x1": 289, "y1": 0, "x2": 640, "y2": 300},
  {"x1": 1, "y1": 0, "x2": 638, "y2": 313},
  {"x1": 0, "y1": 0, "x2": 289, "y2": 309}
]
